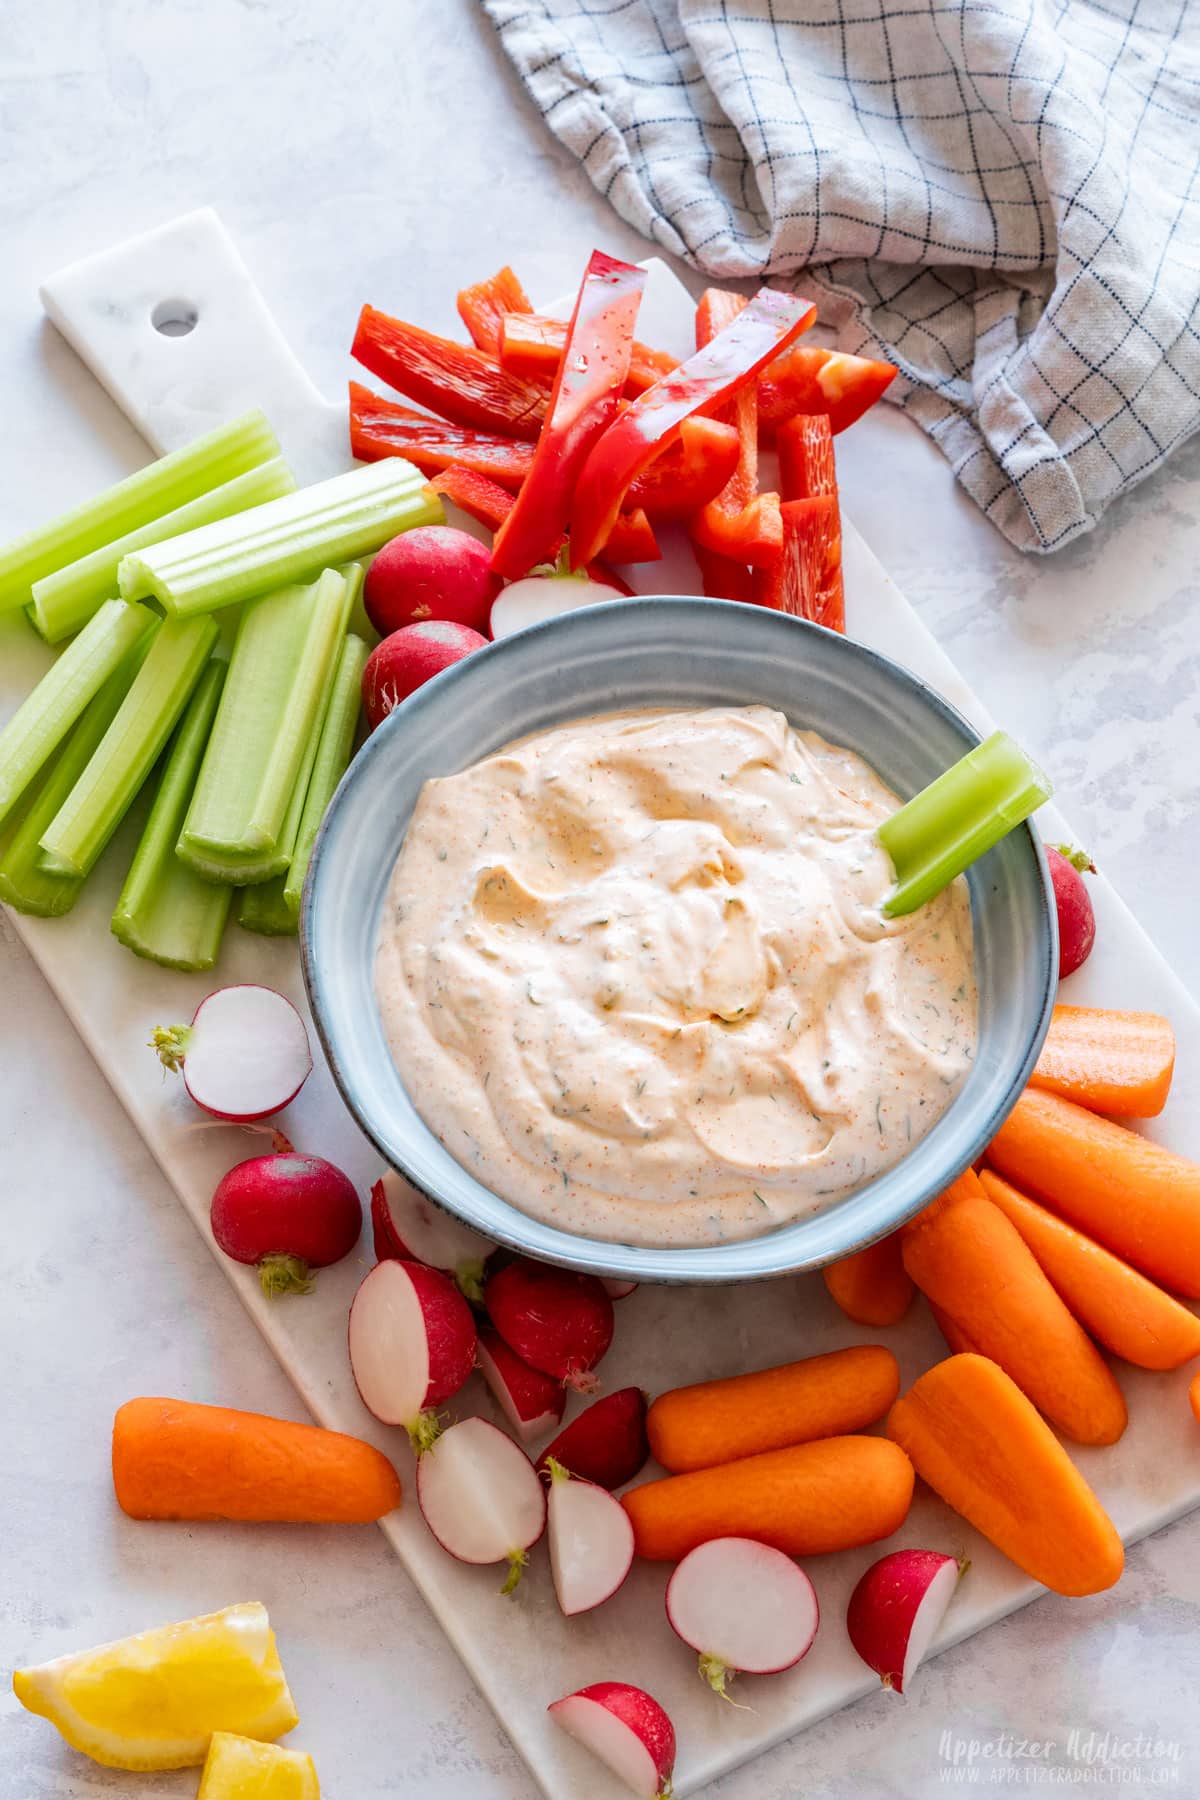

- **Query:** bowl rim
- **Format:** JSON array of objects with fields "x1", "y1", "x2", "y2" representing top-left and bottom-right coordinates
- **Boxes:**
[{"x1": 301, "y1": 595, "x2": 1057, "y2": 1282}]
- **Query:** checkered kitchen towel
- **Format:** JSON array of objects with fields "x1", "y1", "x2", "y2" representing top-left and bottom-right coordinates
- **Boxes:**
[{"x1": 482, "y1": 0, "x2": 1200, "y2": 553}]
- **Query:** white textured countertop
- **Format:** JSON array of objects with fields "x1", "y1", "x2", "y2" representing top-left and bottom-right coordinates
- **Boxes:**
[{"x1": 3, "y1": 2, "x2": 1199, "y2": 1796}]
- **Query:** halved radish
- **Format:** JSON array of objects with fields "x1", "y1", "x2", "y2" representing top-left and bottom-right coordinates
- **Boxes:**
[
  {"x1": 371, "y1": 1168, "x2": 495, "y2": 1301},
  {"x1": 665, "y1": 1537, "x2": 819, "y2": 1697},
  {"x1": 490, "y1": 573, "x2": 624, "y2": 641},
  {"x1": 150, "y1": 985, "x2": 311, "y2": 1121},
  {"x1": 486, "y1": 1259, "x2": 613, "y2": 1390},
  {"x1": 602, "y1": 1278, "x2": 639, "y2": 1300},
  {"x1": 846, "y1": 1549, "x2": 965, "y2": 1694},
  {"x1": 536, "y1": 1388, "x2": 649, "y2": 1491},
  {"x1": 348, "y1": 1259, "x2": 477, "y2": 1450},
  {"x1": 546, "y1": 1458, "x2": 635, "y2": 1616},
  {"x1": 477, "y1": 1327, "x2": 566, "y2": 1443},
  {"x1": 416, "y1": 1416, "x2": 546, "y2": 1592},
  {"x1": 548, "y1": 1682, "x2": 676, "y2": 1799}
]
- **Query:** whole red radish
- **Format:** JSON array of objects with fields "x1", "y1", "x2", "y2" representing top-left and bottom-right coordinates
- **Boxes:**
[
  {"x1": 364, "y1": 525, "x2": 498, "y2": 637},
  {"x1": 151, "y1": 985, "x2": 311, "y2": 1121},
  {"x1": 361, "y1": 620, "x2": 487, "y2": 730},
  {"x1": 846, "y1": 1548, "x2": 964, "y2": 1693},
  {"x1": 536, "y1": 1388, "x2": 649, "y2": 1490},
  {"x1": 486, "y1": 1258, "x2": 614, "y2": 1390},
  {"x1": 477, "y1": 1328, "x2": 566, "y2": 1442},
  {"x1": 545, "y1": 1458, "x2": 635, "y2": 1616},
  {"x1": 371, "y1": 1168, "x2": 494, "y2": 1301},
  {"x1": 416, "y1": 1416, "x2": 545, "y2": 1592},
  {"x1": 211, "y1": 1147, "x2": 360, "y2": 1296},
  {"x1": 1046, "y1": 843, "x2": 1096, "y2": 979},
  {"x1": 666, "y1": 1537, "x2": 819, "y2": 1696},
  {"x1": 348, "y1": 1259, "x2": 476, "y2": 1450},
  {"x1": 549, "y1": 1682, "x2": 676, "y2": 1799}
]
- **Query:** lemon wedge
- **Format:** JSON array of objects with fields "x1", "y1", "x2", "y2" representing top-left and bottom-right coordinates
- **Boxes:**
[
  {"x1": 12, "y1": 1601, "x2": 299, "y2": 1770},
  {"x1": 199, "y1": 1731, "x2": 320, "y2": 1797}
]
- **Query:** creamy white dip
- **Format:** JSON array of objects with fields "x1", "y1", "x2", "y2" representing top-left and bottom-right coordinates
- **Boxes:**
[{"x1": 375, "y1": 706, "x2": 976, "y2": 1248}]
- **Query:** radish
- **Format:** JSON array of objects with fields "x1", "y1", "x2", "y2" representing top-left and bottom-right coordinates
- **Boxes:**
[
  {"x1": 361, "y1": 620, "x2": 487, "y2": 730},
  {"x1": 602, "y1": 1278, "x2": 639, "y2": 1300},
  {"x1": 416, "y1": 1416, "x2": 546, "y2": 1592},
  {"x1": 545, "y1": 1458, "x2": 635, "y2": 1615},
  {"x1": 348, "y1": 1258, "x2": 477, "y2": 1450},
  {"x1": 1046, "y1": 843, "x2": 1097, "y2": 979},
  {"x1": 150, "y1": 985, "x2": 311, "y2": 1121},
  {"x1": 477, "y1": 1327, "x2": 566, "y2": 1442},
  {"x1": 210, "y1": 1146, "x2": 361, "y2": 1296},
  {"x1": 490, "y1": 572, "x2": 624, "y2": 640},
  {"x1": 536, "y1": 1388, "x2": 649, "y2": 1491},
  {"x1": 364, "y1": 525, "x2": 498, "y2": 638},
  {"x1": 846, "y1": 1548, "x2": 965, "y2": 1694},
  {"x1": 665, "y1": 1538, "x2": 819, "y2": 1697},
  {"x1": 486, "y1": 1259, "x2": 614, "y2": 1391},
  {"x1": 548, "y1": 1682, "x2": 676, "y2": 1800},
  {"x1": 370, "y1": 1168, "x2": 495, "y2": 1302}
]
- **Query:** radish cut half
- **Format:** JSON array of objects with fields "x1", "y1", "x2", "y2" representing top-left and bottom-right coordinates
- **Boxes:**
[
  {"x1": 348, "y1": 1259, "x2": 476, "y2": 1449},
  {"x1": 151, "y1": 985, "x2": 311, "y2": 1121},
  {"x1": 371, "y1": 1167, "x2": 495, "y2": 1300},
  {"x1": 549, "y1": 1682, "x2": 676, "y2": 1799},
  {"x1": 846, "y1": 1549, "x2": 964, "y2": 1694},
  {"x1": 477, "y1": 1328, "x2": 565, "y2": 1443},
  {"x1": 416, "y1": 1417, "x2": 546, "y2": 1591},
  {"x1": 489, "y1": 574, "x2": 624, "y2": 640},
  {"x1": 666, "y1": 1537, "x2": 819, "y2": 1696},
  {"x1": 546, "y1": 1459, "x2": 635, "y2": 1615}
]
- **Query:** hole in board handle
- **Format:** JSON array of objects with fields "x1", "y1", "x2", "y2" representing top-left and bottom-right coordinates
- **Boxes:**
[{"x1": 151, "y1": 298, "x2": 198, "y2": 338}]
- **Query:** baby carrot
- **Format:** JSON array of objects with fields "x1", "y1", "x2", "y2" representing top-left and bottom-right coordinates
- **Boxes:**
[
  {"x1": 823, "y1": 1235, "x2": 914, "y2": 1326},
  {"x1": 647, "y1": 1345, "x2": 899, "y2": 1473},
  {"x1": 623, "y1": 1435, "x2": 914, "y2": 1561},
  {"x1": 1030, "y1": 1005, "x2": 1175, "y2": 1118},
  {"x1": 899, "y1": 1166, "x2": 987, "y2": 1240},
  {"x1": 988, "y1": 1088, "x2": 1200, "y2": 1297},
  {"x1": 887, "y1": 1355, "x2": 1124, "y2": 1596},
  {"x1": 112, "y1": 1396, "x2": 402, "y2": 1523},
  {"x1": 901, "y1": 1189, "x2": 1127, "y2": 1445},
  {"x1": 928, "y1": 1301, "x2": 979, "y2": 1356},
  {"x1": 980, "y1": 1169, "x2": 1200, "y2": 1371},
  {"x1": 1191, "y1": 1370, "x2": 1200, "y2": 1426}
]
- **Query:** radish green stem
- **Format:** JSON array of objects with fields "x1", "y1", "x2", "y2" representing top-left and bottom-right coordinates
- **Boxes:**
[
  {"x1": 28, "y1": 457, "x2": 297, "y2": 645},
  {"x1": 39, "y1": 615, "x2": 219, "y2": 879},
  {"x1": 283, "y1": 632, "x2": 369, "y2": 919},
  {"x1": 178, "y1": 567, "x2": 353, "y2": 884},
  {"x1": 119, "y1": 460, "x2": 442, "y2": 619},
  {"x1": 0, "y1": 410, "x2": 281, "y2": 612},
  {"x1": 149, "y1": 1024, "x2": 193, "y2": 1072},
  {"x1": 258, "y1": 1253, "x2": 314, "y2": 1298},
  {"x1": 500, "y1": 1550, "x2": 528, "y2": 1597},
  {"x1": 112, "y1": 660, "x2": 232, "y2": 971},
  {"x1": 0, "y1": 599, "x2": 156, "y2": 829}
]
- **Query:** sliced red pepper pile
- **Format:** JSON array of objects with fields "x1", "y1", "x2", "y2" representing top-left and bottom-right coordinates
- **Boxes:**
[
  {"x1": 352, "y1": 305, "x2": 547, "y2": 440},
  {"x1": 498, "y1": 311, "x2": 679, "y2": 396}
]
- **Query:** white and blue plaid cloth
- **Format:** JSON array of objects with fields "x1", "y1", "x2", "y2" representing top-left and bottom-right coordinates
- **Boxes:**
[{"x1": 482, "y1": 0, "x2": 1200, "y2": 553}]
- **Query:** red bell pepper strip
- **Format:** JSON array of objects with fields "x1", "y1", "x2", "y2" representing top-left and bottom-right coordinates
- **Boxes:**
[
  {"x1": 627, "y1": 417, "x2": 740, "y2": 520},
  {"x1": 498, "y1": 312, "x2": 680, "y2": 396},
  {"x1": 352, "y1": 305, "x2": 547, "y2": 440},
  {"x1": 758, "y1": 345, "x2": 897, "y2": 438},
  {"x1": 429, "y1": 467, "x2": 654, "y2": 567},
  {"x1": 456, "y1": 267, "x2": 534, "y2": 355},
  {"x1": 569, "y1": 289, "x2": 816, "y2": 569},
  {"x1": 691, "y1": 542, "x2": 757, "y2": 604},
  {"x1": 601, "y1": 508, "x2": 660, "y2": 564},
  {"x1": 775, "y1": 415, "x2": 844, "y2": 626},
  {"x1": 753, "y1": 496, "x2": 844, "y2": 631},
  {"x1": 349, "y1": 383, "x2": 534, "y2": 490},
  {"x1": 491, "y1": 250, "x2": 647, "y2": 579}
]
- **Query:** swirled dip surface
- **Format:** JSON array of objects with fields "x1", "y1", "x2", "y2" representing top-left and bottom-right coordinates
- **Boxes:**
[{"x1": 376, "y1": 707, "x2": 976, "y2": 1247}]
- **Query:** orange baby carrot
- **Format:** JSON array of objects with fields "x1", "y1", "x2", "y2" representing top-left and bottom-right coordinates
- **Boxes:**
[
  {"x1": 112, "y1": 1397, "x2": 402, "y2": 1523},
  {"x1": 1030, "y1": 1006, "x2": 1175, "y2": 1118},
  {"x1": 887, "y1": 1355, "x2": 1124, "y2": 1596},
  {"x1": 899, "y1": 1166, "x2": 987, "y2": 1240},
  {"x1": 901, "y1": 1190, "x2": 1127, "y2": 1445},
  {"x1": 988, "y1": 1088, "x2": 1200, "y2": 1297},
  {"x1": 980, "y1": 1169, "x2": 1200, "y2": 1371},
  {"x1": 623, "y1": 1435, "x2": 914, "y2": 1562},
  {"x1": 1191, "y1": 1370, "x2": 1200, "y2": 1426},
  {"x1": 823, "y1": 1235, "x2": 914, "y2": 1326},
  {"x1": 647, "y1": 1345, "x2": 899, "y2": 1473},
  {"x1": 928, "y1": 1301, "x2": 979, "y2": 1356}
]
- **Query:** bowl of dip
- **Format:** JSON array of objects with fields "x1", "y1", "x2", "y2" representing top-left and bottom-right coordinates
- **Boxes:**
[{"x1": 301, "y1": 597, "x2": 1056, "y2": 1283}]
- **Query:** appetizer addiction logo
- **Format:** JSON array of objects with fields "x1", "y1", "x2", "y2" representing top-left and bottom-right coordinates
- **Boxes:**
[{"x1": 936, "y1": 1727, "x2": 1183, "y2": 1784}]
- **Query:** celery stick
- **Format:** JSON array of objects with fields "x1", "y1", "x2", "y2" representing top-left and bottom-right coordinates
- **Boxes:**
[
  {"x1": 178, "y1": 568, "x2": 351, "y2": 884},
  {"x1": 28, "y1": 456, "x2": 297, "y2": 645},
  {"x1": 119, "y1": 460, "x2": 442, "y2": 619},
  {"x1": 39, "y1": 615, "x2": 219, "y2": 879},
  {"x1": 0, "y1": 637, "x2": 151, "y2": 916},
  {"x1": 284, "y1": 633, "x2": 370, "y2": 919},
  {"x1": 237, "y1": 877, "x2": 297, "y2": 937},
  {"x1": 0, "y1": 599, "x2": 156, "y2": 829},
  {"x1": 112, "y1": 661, "x2": 232, "y2": 970},
  {"x1": 0, "y1": 410, "x2": 281, "y2": 613}
]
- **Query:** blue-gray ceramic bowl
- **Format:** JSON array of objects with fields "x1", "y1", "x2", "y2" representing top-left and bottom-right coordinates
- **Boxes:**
[{"x1": 301, "y1": 598, "x2": 1056, "y2": 1283}]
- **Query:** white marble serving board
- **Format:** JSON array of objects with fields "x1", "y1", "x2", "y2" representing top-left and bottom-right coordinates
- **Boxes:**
[{"x1": 5, "y1": 210, "x2": 1200, "y2": 1800}]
